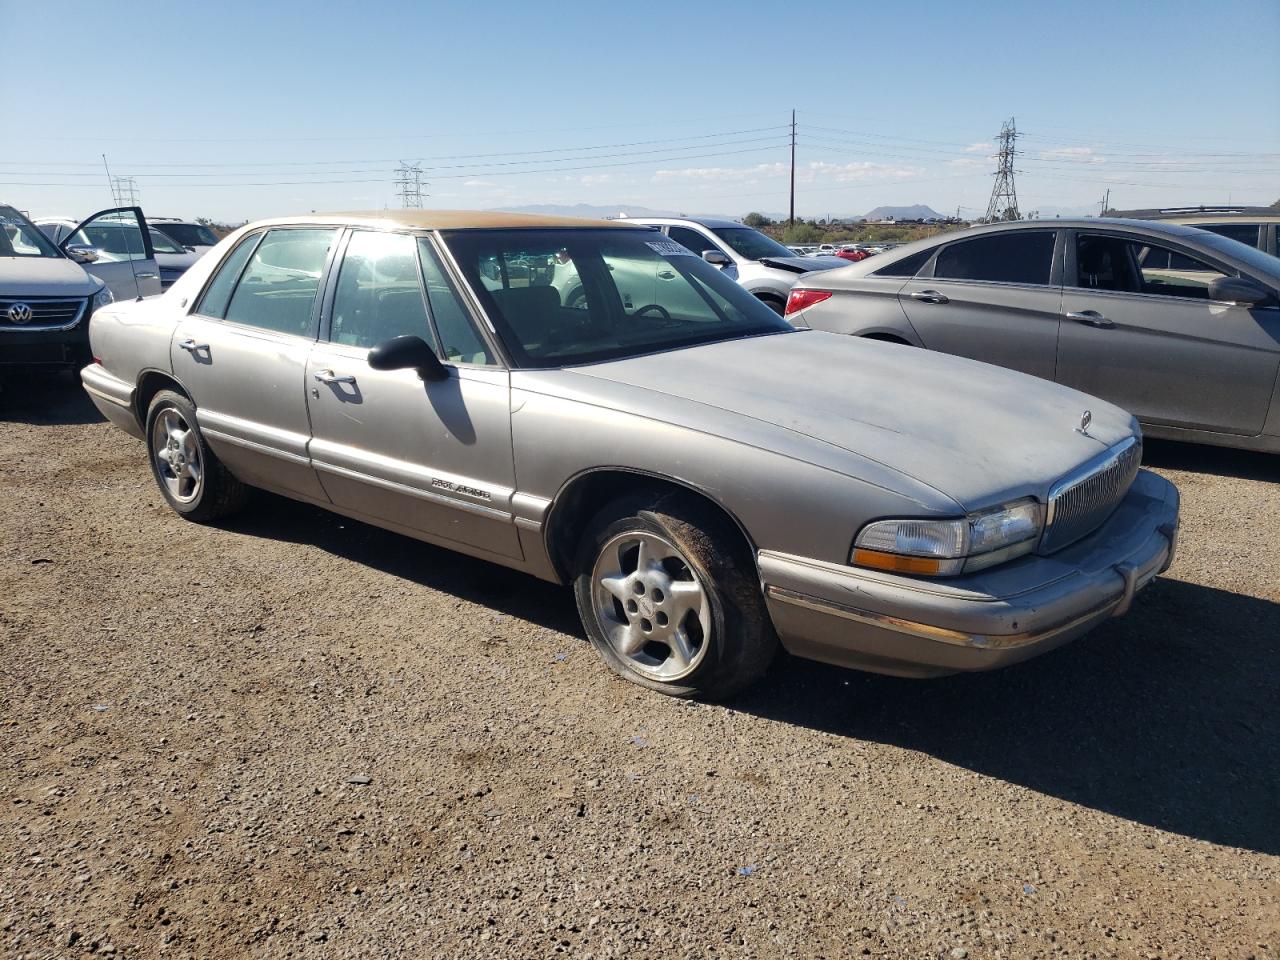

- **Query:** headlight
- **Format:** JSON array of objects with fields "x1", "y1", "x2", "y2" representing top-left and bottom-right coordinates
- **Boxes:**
[
  {"x1": 852, "y1": 499, "x2": 1043, "y2": 576},
  {"x1": 92, "y1": 285, "x2": 114, "y2": 310}
]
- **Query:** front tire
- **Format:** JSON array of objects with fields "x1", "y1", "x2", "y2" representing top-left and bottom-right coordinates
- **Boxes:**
[
  {"x1": 756, "y1": 294, "x2": 786, "y2": 316},
  {"x1": 573, "y1": 492, "x2": 777, "y2": 699},
  {"x1": 145, "y1": 389, "x2": 248, "y2": 523}
]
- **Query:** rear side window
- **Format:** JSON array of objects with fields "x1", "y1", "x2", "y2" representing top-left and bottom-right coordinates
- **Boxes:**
[
  {"x1": 872, "y1": 247, "x2": 933, "y2": 278},
  {"x1": 197, "y1": 232, "x2": 261, "y2": 318},
  {"x1": 933, "y1": 231, "x2": 1055, "y2": 285},
  {"x1": 224, "y1": 229, "x2": 336, "y2": 336}
]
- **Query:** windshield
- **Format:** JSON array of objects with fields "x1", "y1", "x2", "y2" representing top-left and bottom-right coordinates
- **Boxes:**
[
  {"x1": 1199, "y1": 232, "x2": 1280, "y2": 280},
  {"x1": 157, "y1": 222, "x2": 217, "y2": 247},
  {"x1": 149, "y1": 228, "x2": 186, "y2": 254},
  {"x1": 710, "y1": 226, "x2": 800, "y2": 261},
  {"x1": 444, "y1": 228, "x2": 792, "y2": 367},
  {"x1": 0, "y1": 205, "x2": 61, "y2": 258}
]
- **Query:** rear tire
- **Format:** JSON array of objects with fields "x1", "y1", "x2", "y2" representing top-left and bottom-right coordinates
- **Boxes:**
[
  {"x1": 757, "y1": 295, "x2": 786, "y2": 316},
  {"x1": 145, "y1": 389, "x2": 248, "y2": 523},
  {"x1": 573, "y1": 492, "x2": 777, "y2": 700}
]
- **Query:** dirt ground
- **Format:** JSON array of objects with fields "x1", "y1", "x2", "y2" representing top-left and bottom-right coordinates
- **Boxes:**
[{"x1": 2, "y1": 379, "x2": 1278, "y2": 960}]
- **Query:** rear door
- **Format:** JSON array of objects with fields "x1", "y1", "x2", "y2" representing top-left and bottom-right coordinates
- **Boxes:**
[
  {"x1": 1056, "y1": 229, "x2": 1280, "y2": 435},
  {"x1": 305, "y1": 229, "x2": 521, "y2": 559},
  {"x1": 172, "y1": 226, "x2": 338, "y2": 500},
  {"x1": 58, "y1": 207, "x2": 161, "y2": 299},
  {"x1": 897, "y1": 229, "x2": 1062, "y2": 380}
]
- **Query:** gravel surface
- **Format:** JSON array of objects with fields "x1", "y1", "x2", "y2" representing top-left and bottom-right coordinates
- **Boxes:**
[{"x1": 2, "y1": 381, "x2": 1278, "y2": 959}]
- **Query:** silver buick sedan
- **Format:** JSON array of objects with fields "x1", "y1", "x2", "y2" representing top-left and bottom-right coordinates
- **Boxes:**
[{"x1": 82, "y1": 211, "x2": 1179, "y2": 699}]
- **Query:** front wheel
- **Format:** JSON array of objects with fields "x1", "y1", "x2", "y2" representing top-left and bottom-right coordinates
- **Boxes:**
[
  {"x1": 573, "y1": 493, "x2": 777, "y2": 699},
  {"x1": 756, "y1": 295, "x2": 786, "y2": 316},
  {"x1": 146, "y1": 389, "x2": 248, "y2": 523}
]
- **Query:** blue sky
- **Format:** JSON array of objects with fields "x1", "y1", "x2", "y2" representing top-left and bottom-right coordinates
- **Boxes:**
[{"x1": 3, "y1": 0, "x2": 1277, "y2": 222}]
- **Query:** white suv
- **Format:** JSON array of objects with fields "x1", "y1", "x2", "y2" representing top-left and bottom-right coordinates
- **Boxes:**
[{"x1": 624, "y1": 217, "x2": 846, "y2": 314}]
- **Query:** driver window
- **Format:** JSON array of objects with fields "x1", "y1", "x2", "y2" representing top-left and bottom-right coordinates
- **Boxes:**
[
  {"x1": 1134, "y1": 240, "x2": 1228, "y2": 299},
  {"x1": 667, "y1": 226, "x2": 717, "y2": 257}
]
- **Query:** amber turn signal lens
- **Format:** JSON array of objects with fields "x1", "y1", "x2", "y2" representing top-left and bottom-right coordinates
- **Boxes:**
[{"x1": 851, "y1": 548, "x2": 946, "y2": 575}]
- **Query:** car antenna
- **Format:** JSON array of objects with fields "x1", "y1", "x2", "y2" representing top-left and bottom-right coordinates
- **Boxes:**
[{"x1": 102, "y1": 153, "x2": 145, "y2": 301}]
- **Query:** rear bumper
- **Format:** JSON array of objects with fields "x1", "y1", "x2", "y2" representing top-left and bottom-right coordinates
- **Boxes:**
[
  {"x1": 81, "y1": 363, "x2": 145, "y2": 439},
  {"x1": 761, "y1": 469, "x2": 1179, "y2": 678}
]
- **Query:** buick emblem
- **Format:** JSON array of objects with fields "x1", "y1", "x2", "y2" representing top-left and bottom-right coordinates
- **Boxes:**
[
  {"x1": 1077, "y1": 410, "x2": 1092, "y2": 436},
  {"x1": 6, "y1": 302, "x2": 33, "y2": 324}
]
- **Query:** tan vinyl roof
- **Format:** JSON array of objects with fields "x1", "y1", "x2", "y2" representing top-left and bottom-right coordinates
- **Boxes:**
[{"x1": 245, "y1": 210, "x2": 645, "y2": 231}]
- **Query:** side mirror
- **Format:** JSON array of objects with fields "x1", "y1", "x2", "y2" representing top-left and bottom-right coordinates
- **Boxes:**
[
  {"x1": 702, "y1": 250, "x2": 731, "y2": 267},
  {"x1": 367, "y1": 334, "x2": 449, "y2": 382},
  {"x1": 1208, "y1": 275, "x2": 1270, "y2": 306},
  {"x1": 65, "y1": 244, "x2": 100, "y2": 264}
]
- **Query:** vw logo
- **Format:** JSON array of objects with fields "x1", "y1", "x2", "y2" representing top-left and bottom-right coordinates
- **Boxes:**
[{"x1": 6, "y1": 302, "x2": 33, "y2": 325}]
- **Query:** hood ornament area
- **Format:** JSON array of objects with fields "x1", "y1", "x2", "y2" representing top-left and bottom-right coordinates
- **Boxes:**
[{"x1": 1076, "y1": 410, "x2": 1092, "y2": 436}]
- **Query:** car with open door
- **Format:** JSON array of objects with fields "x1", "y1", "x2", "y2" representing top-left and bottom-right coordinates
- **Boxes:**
[
  {"x1": 39, "y1": 215, "x2": 188, "y2": 291},
  {"x1": 1, "y1": 203, "x2": 127, "y2": 368},
  {"x1": 787, "y1": 219, "x2": 1280, "y2": 454},
  {"x1": 81, "y1": 210, "x2": 1177, "y2": 699}
]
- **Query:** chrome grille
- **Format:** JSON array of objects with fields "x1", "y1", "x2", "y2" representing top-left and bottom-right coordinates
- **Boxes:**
[
  {"x1": 1040, "y1": 437, "x2": 1143, "y2": 553},
  {"x1": 0, "y1": 297, "x2": 88, "y2": 331}
]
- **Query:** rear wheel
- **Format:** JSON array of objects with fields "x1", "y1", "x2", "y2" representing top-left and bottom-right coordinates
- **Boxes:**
[
  {"x1": 756, "y1": 294, "x2": 786, "y2": 316},
  {"x1": 573, "y1": 493, "x2": 777, "y2": 699},
  {"x1": 145, "y1": 389, "x2": 248, "y2": 523}
]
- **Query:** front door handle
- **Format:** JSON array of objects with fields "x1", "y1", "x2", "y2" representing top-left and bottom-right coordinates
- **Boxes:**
[
  {"x1": 135, "y1": 272, "x2": 159, "y2": 280},
  {"x1": 910, "y1": 289, "x2": 949, "y2": 304},
  {"x1": 178, "y1": 338, "x2": 208, "y2": 353},
  {"x1": 657, "y1": 270, "x2": 677, "y2": 280},
  {"x1": 1066, "y1": 310, "x2": 1115, "y2": 329},
  {"x1": 313, "y1": 369, "x2": 357, "y2": 385}
]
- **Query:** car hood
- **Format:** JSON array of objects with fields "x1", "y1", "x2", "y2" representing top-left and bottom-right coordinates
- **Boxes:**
[
  {"x1": 562, "y1": 330, "x2": 1137, "y2": 511},
  {"x1": 757, "y1": 254, "x2": 847, "y2": 273},
  {"x1": 0, "y1": 256, "x2": 97, "y2": 297}
]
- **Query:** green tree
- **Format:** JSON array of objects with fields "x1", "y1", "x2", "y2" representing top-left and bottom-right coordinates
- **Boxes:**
[
  {"x1": 742, "y1": 212, "x2": 773, "y2": 228},
  {"x1": 782, "y1": 222, "x2": 823, "y2": 244}
]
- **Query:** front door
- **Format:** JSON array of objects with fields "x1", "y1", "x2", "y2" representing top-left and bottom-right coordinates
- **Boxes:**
[
  {"x1": 897, "y1": 229, "x2": 1062, "y2": 381},
  {"x1": 305, "y1": 229, "x2": 521, "y2": 560},
  {"x1": 59, "y1": 206, "x2": 161, "y2": 299},
  {"x1": 172, "y1": 226, "x2": 338, "y2": 500},
  {"x1": 1056, "y1": 230, "x2": 1280, "y2": 436}
]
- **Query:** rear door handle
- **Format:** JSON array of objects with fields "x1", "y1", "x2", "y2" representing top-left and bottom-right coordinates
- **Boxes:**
[
  {"x1": 313, "y1": 369, "x2": 357, "y2": 385},
  {"x1": 657, "y1": 270, "x2": 677, "y2": 280},
  {"x1": 135, "y1": 272, "x2": 159, "y2": 280},
  {"x1": 910, "y1": 289, "x2": 949, "y2": 304},
  {"x1": 1066, "y1": 310, "x2": 1115, "y2": 329},
  {"x1": 178, "y1": 338, "x2": 208, "y2": 353}
]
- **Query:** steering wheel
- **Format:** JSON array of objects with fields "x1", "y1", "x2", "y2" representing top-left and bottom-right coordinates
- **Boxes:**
[{"x1": 632, "y1": 303, "x2": 673, "y2": 322}]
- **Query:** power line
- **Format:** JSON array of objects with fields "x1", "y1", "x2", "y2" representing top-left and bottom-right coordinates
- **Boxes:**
[{"x1": 394, "y1": 161, "x2": 424, "y2": 208}]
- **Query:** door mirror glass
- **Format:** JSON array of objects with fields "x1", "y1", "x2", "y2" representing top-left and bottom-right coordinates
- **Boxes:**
[
  {"x1": 702, "y1": 250, "x2": 731, "y2": 266},
  {"x1": 65, "y1": 244, "x2": 100, "y2": 264},
  {"x1": 367, "y1": 334, "x2": 448, "y2": 381},
  {"x1": 1207, "y1": 275, "x2": 1270, "y2": 306}
]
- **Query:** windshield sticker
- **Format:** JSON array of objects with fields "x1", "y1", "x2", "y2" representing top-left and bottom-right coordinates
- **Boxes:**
[{"x1": 646, "y1": 240, "x2": 696, "y2": 258}]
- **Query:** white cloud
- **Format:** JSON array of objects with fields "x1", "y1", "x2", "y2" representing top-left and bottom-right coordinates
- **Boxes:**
[
  {"x1": 652, "y1": 162, "x2": 787, "y2": 182},
  {"x1": 946, "y1": 156, "x2": 989, "y2": 169},
  {"x1": 964, "y1": 142, "x2": 994, "y2": 153},
  {"x1": 579, "y1": 173, "x2": 615, "y2": 186},
  {"x1": 1038, "y1": 146, "x2": 1105, "y2": 163},
  {"x1": 802, "y1": 161, "x2": 923, "y2": 183}
]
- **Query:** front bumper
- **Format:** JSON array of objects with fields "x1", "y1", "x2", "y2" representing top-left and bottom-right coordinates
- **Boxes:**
[
  {"x1": 0, "y1": 322, "x2": 90, "y2": 367},
  {"x1": 760, "y1": 469, "x2": 1179, "y2": 678}
]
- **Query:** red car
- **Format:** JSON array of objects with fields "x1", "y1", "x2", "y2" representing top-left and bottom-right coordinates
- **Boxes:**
[{"x1": 835, "y1": 248, "x2": 870, "y2": 262}]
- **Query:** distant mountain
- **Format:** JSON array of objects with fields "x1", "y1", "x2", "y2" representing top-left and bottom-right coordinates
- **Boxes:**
[{"x1": 859, "y1": 204, "x2": 945, "y2": 221}]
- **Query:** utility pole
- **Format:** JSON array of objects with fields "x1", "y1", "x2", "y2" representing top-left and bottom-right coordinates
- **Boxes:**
[
  {"x1": 983, "y1": 117, "x2": 1021, "y2": 223},
  {"x1": 789, "y1": 109, "x2": 796, "y2": 226},
  {"x1": 1098, "y1": 188, "x2": 1111, "y2": 217},
  {"x1": 394, "y1": 160, "x2": 425, "y2": 209}
]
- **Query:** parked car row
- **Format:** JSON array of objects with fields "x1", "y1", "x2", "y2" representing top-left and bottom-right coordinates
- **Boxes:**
[{"x1": 76, "y1": 210, "x2": 1181, "y2": 700}]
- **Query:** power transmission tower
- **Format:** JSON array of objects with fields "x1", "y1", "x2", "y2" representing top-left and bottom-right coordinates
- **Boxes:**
[
  {"x1": 394, "y1": 161, "x2": 424, "y2": 209},
  {"x1": 788, "y1": 109, "x2": 796, "y2": 226},
  {"x1": 111, "y1": 176, "x2": 139, "y2": 207},
  {"x1": 983, "y1": 118, "x2": 1020, "y2": 223}
]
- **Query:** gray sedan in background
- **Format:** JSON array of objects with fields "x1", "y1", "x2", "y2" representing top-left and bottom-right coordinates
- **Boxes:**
[
  {"x1": 786, "y1": 219, "x2": 1280, "y2": 454},
  {"x1": 82, "y1": 211, "x2": 1178, "y2": 699}
]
